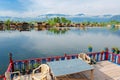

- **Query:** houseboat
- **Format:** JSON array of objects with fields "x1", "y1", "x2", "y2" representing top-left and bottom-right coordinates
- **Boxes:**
[
  {"x1": 0, "y1": 21, "x2": 5, "y2": 31},
  {"x1": 0, "y1": 49, "x2": 120, "y2": 80}
]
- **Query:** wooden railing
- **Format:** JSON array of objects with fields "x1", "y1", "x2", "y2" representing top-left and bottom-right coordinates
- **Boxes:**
[
  {"x1": 13, "y1": 54, "x2": 78, "y2": 74},
  {"x1": 6, "y1": 63, "x2": 12, "y2": 72},
  {"x1": 108, "y1": 52, "x2": 120, "y2": 64},
  {"x1": 0, "y1": 75, "x2": 5, "y2": 80},
  {"x1": 0, "y1": 63, "x2": 12, "y2": 80},
  {"x1": 2, "y1": 51, "x2": 120, "y2": 79},
  {"x1": 12, "y1": 52, "x2": 109, "y2": 74}
]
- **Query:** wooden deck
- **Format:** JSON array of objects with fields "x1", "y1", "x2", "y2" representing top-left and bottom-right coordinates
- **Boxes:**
[
  {"x1": 13, "y1": 61, "x2": 120, "y2": 80},
  {"x1": 56, "y1": 61, "x2": 120, "y2": 80}
]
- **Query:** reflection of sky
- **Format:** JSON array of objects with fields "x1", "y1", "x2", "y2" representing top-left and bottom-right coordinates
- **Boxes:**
[{"x1": 0, "y1": 28, "x2": 120, "y2": 74}]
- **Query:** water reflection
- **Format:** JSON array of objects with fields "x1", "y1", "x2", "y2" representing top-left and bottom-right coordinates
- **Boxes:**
[
  {"x1": 0, "y1": 27, "x2": 120, "y2": 74},
  {"x1": 48, "y1": 27, "x2": 69, "y2": 34}
]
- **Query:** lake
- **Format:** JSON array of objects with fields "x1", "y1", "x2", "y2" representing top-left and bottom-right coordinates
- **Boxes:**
[{"x1": 0, "y1": 27, "x2": 120, "y2": 74}]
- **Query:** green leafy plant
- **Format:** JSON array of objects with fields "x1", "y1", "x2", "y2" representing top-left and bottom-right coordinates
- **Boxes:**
[{"x1": 4, "y1": 19, "x2": 11, "y2": 30}]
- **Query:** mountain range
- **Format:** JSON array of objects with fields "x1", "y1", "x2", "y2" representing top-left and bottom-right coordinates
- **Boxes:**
[{"x1": 0, "y1": 14, "x2": 120, "y2": 22}]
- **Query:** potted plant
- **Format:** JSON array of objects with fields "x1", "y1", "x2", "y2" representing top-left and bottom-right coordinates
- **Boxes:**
[
  {"x1": 88, "y1": 45, "x2": 93, "y2": 52},
  {"x1": 111, "y1": 47, "x2": 115, "y2": 53}
]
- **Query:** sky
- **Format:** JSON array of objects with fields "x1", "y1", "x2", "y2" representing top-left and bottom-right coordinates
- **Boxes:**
[{"x1": 0, "y1": 0, "x2": 120, "y2": 17}]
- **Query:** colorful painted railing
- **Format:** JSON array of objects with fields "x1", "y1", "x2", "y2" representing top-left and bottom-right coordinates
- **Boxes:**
[
  {"x1": 2, "y1": 51, "x2": 120, "y2": 79},
  {"x1": 108, "y1": 52, "x2": 120, "y2": 64},
  {"x1": 87, "y1": 51, "x2": 109, "y2": 61},
  {"x1": 0, "y1": 75, "x2": 5, "y2": 80},
  {"x1": 0, "y1": 63, "x2": 12, "y2": 80},
  {"x1": 12, "y1": 52, "x2": 109, "y2": 74},
  {"x1": 13, "y1": 54, "x2": 78, "y2": 74}
]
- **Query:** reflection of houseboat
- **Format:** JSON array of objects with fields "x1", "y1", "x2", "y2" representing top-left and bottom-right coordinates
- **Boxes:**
[
  {"x1": 115, "y1": 24, "x2": 120, "y2": 29},
  {"x1": 0, "y1": 21, "x2": 5, "y2": 31},
  {"x1": 19, "y1": 22, "x2": 30, "y2": 31},
  {"x1": 37, "y1": 22, "x2": 43, "y2": 30},
  {"x1": 36, "y1": 22, "x2": 51, "y2": 31},
  {"x1": 107, "y1": 24, "x2": 120, "y2": 30},
  {"x1": 16, "y1": 23, "x2": 22, "y2": 30},
  {"x1": 1, "y1": 50, "x2": 120, "y2": 80},
  {"x1": 10, "y1": 23, "x2": 17, "y2": 30}
]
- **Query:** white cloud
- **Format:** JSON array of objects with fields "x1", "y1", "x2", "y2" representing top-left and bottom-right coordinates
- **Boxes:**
[
  {"x1": 0, "y1": 10, "x2": 18, "y2": 17},
  {"x1": 0, "y1": 0, "x2": 120, "y2": 17}
]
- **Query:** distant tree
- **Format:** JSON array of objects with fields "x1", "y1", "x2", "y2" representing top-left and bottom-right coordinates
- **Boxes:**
[
  {"x1": 56, "y1": 17, "x2": 61, "y2": 23},
  {"x1": 61, "y1": 17, "x2": 67, "y2": 23},
  {"x1": 109, "y1": 20, "x2": 120, "y2": 25},
  {"x1": 46, "y1": 17, "x2": 71, "y2": 27},
  {"x1": 47, "y1": 18, "x2": 56, "y2": 27},
  {"x1": 61, "y1": 17, "x2": 71, "y2": 24},
  {"x1": 4, "y1": 19, "x2": 11, "y2": 30}
]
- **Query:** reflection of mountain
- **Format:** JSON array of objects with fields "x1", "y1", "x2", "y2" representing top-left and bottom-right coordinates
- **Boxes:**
[
  {"x1": 70, "y1": 27, "x2": 120, "y2": 37},
  {"x1": 0, "y1": 14, "x2": 120, "y2": 22},
  {"x1": 110, "y1": 29, "x2": 120, "y2": 37}
]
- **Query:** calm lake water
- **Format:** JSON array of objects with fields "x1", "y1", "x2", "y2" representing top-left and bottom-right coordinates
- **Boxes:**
[{"x1": 0, "y1": 27, "x2": 120, "y2": 74}]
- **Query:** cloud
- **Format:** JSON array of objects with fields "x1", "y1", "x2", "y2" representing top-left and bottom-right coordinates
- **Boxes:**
[
  {"x1": 0, "y1": 0, "x2": 120, "y2": 17},
  {"x1": 0, "y1": 10, "x2": 19, "y2": 17},
  {"x1": 23, "y1": 0, "x2": 120, "y2": 16}
]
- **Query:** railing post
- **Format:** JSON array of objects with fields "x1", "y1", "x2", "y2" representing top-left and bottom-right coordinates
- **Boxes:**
[
  {"x1": 64, "y1": 53, "x2": 67, "y2": 57},
  {"x1": 100, "y1": 51, "x2": 104, "y2": 61},
  {"x1": 117, "y1": 54, "x2": 120, "y2": 65},
  {"x1": 105, "y1": 48, "x2": 109, "y2": 60},
  {"x1": 9, "y1": 53, "x2": 14, "y2": 72}
]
